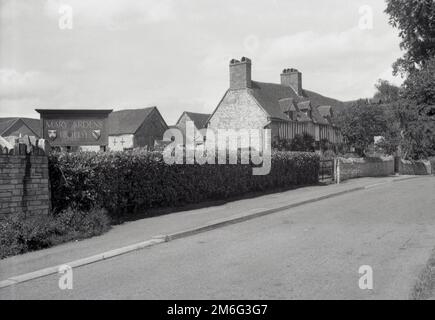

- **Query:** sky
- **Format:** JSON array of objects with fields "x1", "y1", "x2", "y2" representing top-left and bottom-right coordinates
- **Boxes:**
[{"x1": 0, "y1": 0, "x2": 404, "y2": 124}]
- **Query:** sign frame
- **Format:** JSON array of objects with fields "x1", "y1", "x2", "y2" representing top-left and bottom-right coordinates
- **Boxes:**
[{"x1": 36, "y1": 109, "x2": 113, "y2": 147}]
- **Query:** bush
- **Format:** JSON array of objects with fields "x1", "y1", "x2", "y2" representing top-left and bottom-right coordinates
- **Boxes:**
[
  {"x1": 272, "y1": 134, "x2": 316, "y2": 152},
  {"x1": 0, "y1": 208, "x2": 110, "y2": 259},
  {"x1": 49, "y1": 150, "x2": 320, "y2": 217},
  {"x1": 430, "y1": 157, "x2": 435, "y2": 175}
]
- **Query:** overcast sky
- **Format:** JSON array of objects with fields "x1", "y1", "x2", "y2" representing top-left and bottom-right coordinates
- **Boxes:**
[{"x1": 0, "y1": 0, "x2": 404, "y2": 124}]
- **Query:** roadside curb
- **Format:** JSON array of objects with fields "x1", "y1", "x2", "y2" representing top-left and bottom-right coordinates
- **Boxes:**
[
  {"x1": 0, "y1": 175, "x2": 422, "y2": 290},
  {"x1": 0, "y1": 239, "x2": 164, "y2": 289}
]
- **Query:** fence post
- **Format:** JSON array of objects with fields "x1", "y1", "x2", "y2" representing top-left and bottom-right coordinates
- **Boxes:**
[{"x1": 336, "y1": 158, "x2": 340, "y2": 184}]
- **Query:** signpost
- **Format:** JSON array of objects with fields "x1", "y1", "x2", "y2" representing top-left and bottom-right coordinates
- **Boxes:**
[{"x1": 36, "y1": 109, "x2": 113, "y2": 150}]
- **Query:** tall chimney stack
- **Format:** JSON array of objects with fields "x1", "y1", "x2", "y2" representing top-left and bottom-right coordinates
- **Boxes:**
[
  {"x1": 281, "y1": 68, "x2": 303, "y2": 96},
  {"x1": 229, "y1": 57, "x2": 252, "y2": 90}
]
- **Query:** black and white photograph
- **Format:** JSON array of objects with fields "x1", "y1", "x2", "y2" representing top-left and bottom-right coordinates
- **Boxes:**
[{"x1": 0, "y1": 0, "x2": 435, "y2": 308}]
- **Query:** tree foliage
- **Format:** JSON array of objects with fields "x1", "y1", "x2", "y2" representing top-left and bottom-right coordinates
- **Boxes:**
[
  {"x1": 395, "y1": 57, "x2": 435, "y2": 159},
  {"x1": 373, "y1": 79, "x2": 401, "y2": 103},
  {"x1": 385, "y1": 0, "x2": 435, "y2": 75},
  {"x1": 337, "y1": 100, "x2": 396, "y2": 156},
  {"x1": 338, "y1": 2, "x2": 435, "y2": 159}
]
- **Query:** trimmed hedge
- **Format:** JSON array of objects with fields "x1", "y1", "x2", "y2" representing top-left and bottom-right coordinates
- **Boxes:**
[{"x1": 49, "y1": 150, "x2": 320, "y2": 217}]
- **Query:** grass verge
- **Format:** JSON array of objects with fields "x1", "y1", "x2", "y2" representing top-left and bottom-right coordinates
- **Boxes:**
[
  {"x1": 0, "y1": 207, "x2": 111, "y2": 260},
  {"x1": 410, "y1": 248, "x2": 435, "y2": 300}
]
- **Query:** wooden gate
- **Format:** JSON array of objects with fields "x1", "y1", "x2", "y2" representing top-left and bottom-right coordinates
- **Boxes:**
[{"x1": 319, "y1": 159, "x2": 335, "y2": 182}]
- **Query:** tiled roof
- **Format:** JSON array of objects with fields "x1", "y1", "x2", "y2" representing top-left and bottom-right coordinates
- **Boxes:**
[
  {"x1": 108, "y1": 107, "x2": 156, "y2": 135},
  {"x1": 21, "y1": 118, "x2": 42, "y2": 136},
  {"x1": 183, "y1": 112, "x2": 211, "y2": 129},
  {"x1": 249, "y1": 81, "x2": 299, "y2": 121},
  {"x1": 297, "y1": 101, "x2": 312, "y2": 111},
  {"x1": 278, "y1": 98, "x2": 297, "y2": 113},
  {"x1": 249, "y1": 81, "x2": 343, "y2": 124},
  {"x1": 0, "y1": 118, "x2": 17, "y2": 135},
  {"x1": 0, "y1": 117, "x2": 41, "y2": 137}
]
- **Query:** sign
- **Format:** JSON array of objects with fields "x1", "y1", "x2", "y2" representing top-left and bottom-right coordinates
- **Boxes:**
[{"x1": 36, "y1": 109, "x2": 112, "y2": 147}]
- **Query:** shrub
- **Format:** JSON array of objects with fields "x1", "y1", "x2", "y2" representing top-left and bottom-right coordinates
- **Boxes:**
[
  {"x1": 430, "y1": 157, "x2": 435, "y2": 175},
  {"x1": 272, "y1": 134, "x2": 316, "y2": 152},
  {"x1": 0, "y1": 208, "x2": 110, "y2": 259},
  {"x1": 49, "y1": 150, "x2": 320, "y2": 217}
]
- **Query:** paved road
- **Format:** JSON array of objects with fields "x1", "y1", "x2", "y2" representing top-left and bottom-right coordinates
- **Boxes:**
[{"x1": 1, "y1": 177, "x2": 434, "y2": 299}]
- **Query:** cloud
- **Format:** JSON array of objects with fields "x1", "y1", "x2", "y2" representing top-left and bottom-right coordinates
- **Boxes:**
[
  {"x1": 44, "y1": 0, "x2": 175, "y2": 29},
  {"x1": 64, "y1": 59, "x2": 85, "y2": 72},
  {"x1": 262, "y1": 27, "x2": 399, "y2": 66},
  {"x1": 0, "y1": 69, "x2": 59, "y2": 99}
]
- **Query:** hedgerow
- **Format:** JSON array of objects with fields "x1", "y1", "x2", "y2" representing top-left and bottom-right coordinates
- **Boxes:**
[{"x1": 49, "y1": 150, "x2": 320, "y2": 217}]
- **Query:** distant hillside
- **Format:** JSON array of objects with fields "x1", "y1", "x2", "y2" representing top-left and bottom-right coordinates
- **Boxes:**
[{"x1": 303, "y1": 89, "x2": 349, "y2": 115}]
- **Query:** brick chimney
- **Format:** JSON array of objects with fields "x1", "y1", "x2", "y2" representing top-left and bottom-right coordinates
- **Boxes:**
[
  {"x1": 229, "y1": 57, "x2": 252, "y2": 90},
  {"x1": 281, "y1": 68, "x2": 303, "y2": 96}
]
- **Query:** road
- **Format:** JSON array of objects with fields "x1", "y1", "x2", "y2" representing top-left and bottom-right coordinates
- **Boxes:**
[{"x1": 1, "y1": 177, "x2": 434, "y2": 299}]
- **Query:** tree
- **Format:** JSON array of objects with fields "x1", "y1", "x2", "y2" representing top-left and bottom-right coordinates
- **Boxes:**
[
  {"x1": 385, "y1": 0, "x2": 435, "y2": 75},
  {"x1": 394, "y1": 57, "x2": 435, "y2": 159},
  {"x1": 337, "y1": 101, "x2": 393, "y2": 156},
  {"x1": 373, "y1": 79, "x2": 400, "y2": 103}
]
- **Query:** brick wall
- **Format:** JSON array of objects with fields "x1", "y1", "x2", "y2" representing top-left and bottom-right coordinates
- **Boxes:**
[
  {"x1": 229, "y1": 59, "x2": 252, "y2": 90},
  {"x1": 0, "y1": 144, "x2": 50, "y2": 218},
  {"x1": 338, "y1": 157, "x2": 395, "y2": 181}
]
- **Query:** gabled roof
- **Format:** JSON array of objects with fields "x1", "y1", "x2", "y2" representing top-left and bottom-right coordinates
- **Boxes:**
[
  {"x1": 0, "y1": 118, "x2": 17, "y2": 135},
  {"x1": 297, "y1": 101, "x2": 312, "y2": 111},
  {"x1": 20, "y1": 118, "x2": 42, "y2": 136},
  {"x1": 177, "y1": 112, "x2": 211, "y2": 129},
  {"x1": 248, "y1": 81, "x2": 343, "y2": 124},
  {"x1": 108, "y1": 107, "x2": 157, "y2": 135},
  {"x1": 0, "y1": 117, "x2": 41, "y2": 137},
  {"x1": 249, "y1": 81, "x2": 300, "y2": 121},
  {"x1": 278, "y1": 98, "x2": 297, "y2": 113}
]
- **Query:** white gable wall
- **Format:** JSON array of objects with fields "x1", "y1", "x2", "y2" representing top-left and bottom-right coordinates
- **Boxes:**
[
  {"x1": 108, "y1": 134, "x2": 135, "y2": 151},
  {"x1": 208, "y1": 90, "x2": 268, "y2": 131}
]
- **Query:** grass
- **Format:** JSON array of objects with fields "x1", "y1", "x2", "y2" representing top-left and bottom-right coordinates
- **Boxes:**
[
  {"x1": 410, "y1": 248, "x2": 435, "y2": 300},
  {"x1": 0, "y1": 208, "x2": 111, "y2": 260}
]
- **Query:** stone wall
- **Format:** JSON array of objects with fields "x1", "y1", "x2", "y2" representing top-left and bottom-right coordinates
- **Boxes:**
[
  {"x1": 399, "y1": 159, "x2": 432, "y2": 175},
  {"x1": 208, "y1": 89, "x2": 268, "y2": 131},
  {"x1": 0, "y1": 141, "x2": 50, "y2": 218},
  {"x1": 338, "y1": 156, "x2": 395, "y2": 181}
]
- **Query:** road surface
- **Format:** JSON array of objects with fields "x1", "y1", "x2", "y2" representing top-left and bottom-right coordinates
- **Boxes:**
[{"x1": 1, "y1": 177, "x2": 434, "y2": 299}]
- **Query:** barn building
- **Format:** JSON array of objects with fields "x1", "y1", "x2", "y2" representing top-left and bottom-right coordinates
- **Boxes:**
[
  {"x1": 108, "y1": 107, "x2": 168, "y2": 151},
  {"x1": 174, "y1": 111, "x2": 211, "y2": 145}
]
